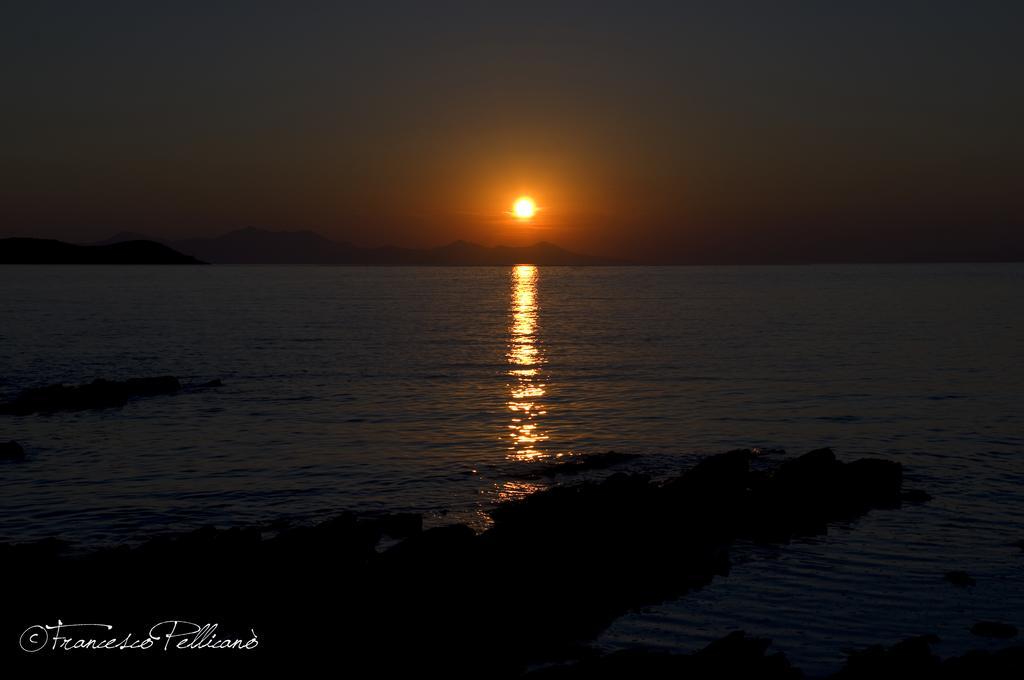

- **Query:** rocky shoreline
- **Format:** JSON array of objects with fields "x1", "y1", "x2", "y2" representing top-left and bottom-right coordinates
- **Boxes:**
[
  {"x1": 528, "y1": 630, "x2": 1023, "y2": 678},
  {"x1": 6, "y1": 446, "x2": 1002, "y2": 676}
]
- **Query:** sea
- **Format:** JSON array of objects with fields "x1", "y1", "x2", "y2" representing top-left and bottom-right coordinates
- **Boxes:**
[{"x1": 1, "y1": 263, "x2": 1022, "y2": 674}]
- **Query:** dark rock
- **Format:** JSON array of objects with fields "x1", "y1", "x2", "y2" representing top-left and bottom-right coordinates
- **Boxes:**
[
  {"x1": 533, "y1": 632, "x2": 1024, "y2": 680},
  {"x1": 0, "y1": 376, "x2": 225, "y2": 414},
  {"x1": 834, "y1": 635, "x2": 942, "y2": 678},
  {"x1": 0, "y1": 536, "x2": 69, "y2": 562},
  {"x1": 526, "y1": 632, "x2": 800, "y2": 679},
  {"x1": 692, "y1": 631, "x2": 799, "y2": 679},
  {"x1": 831, "y1": 634, "x2": 1024, "y2": 679},
  {"x1": 780, "y1": 447, "x2": 837, "y2": 478},
  {"x1": 744, "y1": 449, "x2": 905, "y2": 541},
  {"x1": 972, "y1": 621, "x2": 1019, "y2": 639},
  {"x1": 0, "y1": 440, "x2": 25, "y2": 460},
  {"x1": 122, "y1": 376, "x2": 181, "y2": 396},
  {"x1": 0, "y1": 376, "x2": 180, "y2": 414},
  {"x1": 845, "y1": 457, "x2": 903, "y2": 505},
  {"x1": 944, "y1": 570, "x2": 976, "y2": 587},
  {"x1": 752, "y1": 447, "x2": 787, "y2": 456},
  {"x1": 672, "y1": 448, "x2": 754, "y2": 494},
  {"x1": 941, "y1": 645, "x2": 1024, "y2": 678},
  {"x1": 381, "y1": 524, "x2": 476, "y2": 568},
  {"x1": 901, "y1": 489, "x2": 933, "y2": 503},
  {"x1": 263, "y1": 517, "x2": 292, "y2": 531},
  {"x1": 364, "y1": 512, "x2": 423, "y2": 539}
]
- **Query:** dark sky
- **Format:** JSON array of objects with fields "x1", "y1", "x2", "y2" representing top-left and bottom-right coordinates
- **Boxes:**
[{"x1": 2, "y1": 1, "x2": 1022, "y2": 262}]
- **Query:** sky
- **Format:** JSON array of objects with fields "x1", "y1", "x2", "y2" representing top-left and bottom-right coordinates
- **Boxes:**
[{"x1": 2, "y1": 1, "x2": 1022, "y2": 262}]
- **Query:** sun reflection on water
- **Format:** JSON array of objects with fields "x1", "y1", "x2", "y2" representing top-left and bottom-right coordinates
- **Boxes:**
[{"x1": 506, "y1": 265, "x2": 550, "y2": 462}]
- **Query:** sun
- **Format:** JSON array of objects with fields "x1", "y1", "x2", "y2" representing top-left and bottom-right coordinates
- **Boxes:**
[{"x1": 512, "y1": 196, "x2": 537, "y2": 220}]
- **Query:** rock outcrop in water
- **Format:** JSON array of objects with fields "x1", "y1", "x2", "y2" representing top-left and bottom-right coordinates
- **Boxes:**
[
  {"x1": 971, "y1": 622, "x2": 1019, "y2": 639},
  {"x1": 0, "y1": 440, "x2": 25, "y2": 460},
  {"x1": 529, "y1": 632, "x2": 1024, "y2": 678},
  {"x1": 945, "y1": 570, "x2": 976, "y2": 587},
  {"x1": 527, "y1": 631, "x2": 801, "y2": 679},
  {"x1": 0, "y1": 376, "x2": 222, "y2": 415},
  {"x1": 832, "y1": 634, "x2": 1024, "y2": 679},
  {"x1": 1, "y1": 448, "x2": 930, "y2": 673}
]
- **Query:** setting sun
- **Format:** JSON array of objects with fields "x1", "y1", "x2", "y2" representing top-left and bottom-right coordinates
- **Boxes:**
[{"x1": 513, "y1": 196, "x2": 537, "y2": 220}]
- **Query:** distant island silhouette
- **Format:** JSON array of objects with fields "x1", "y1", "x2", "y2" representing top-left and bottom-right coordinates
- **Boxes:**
[
  {"x1": 91, "y1": 227, "x2": 629, "y2": 265},
  {"x1": 0, "y1": 238, "x2": 205, "y2": 264}
]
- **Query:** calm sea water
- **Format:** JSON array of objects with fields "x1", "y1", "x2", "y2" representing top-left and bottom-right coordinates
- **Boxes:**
[{"x1": 1, "y1": 264, "x2": 1022, "y2": 674}]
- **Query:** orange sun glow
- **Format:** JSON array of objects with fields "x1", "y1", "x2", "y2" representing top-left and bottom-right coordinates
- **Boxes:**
[{"x1": 512, "y1": 196, "x2": 537, "y2": 220}]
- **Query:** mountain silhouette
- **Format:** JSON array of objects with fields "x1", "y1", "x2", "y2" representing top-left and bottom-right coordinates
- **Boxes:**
[
  {"x1": 0, "y1": 238, "x2": 204, "y2": 264},
  {"x1": 173, "y1": 227, "x2": 353, "y2": 264},
  {"x1": 88, "y1": 231, "x2": 161, "y2": 246},
  {"x1": 165, "y1": 228, "x2": 627, "y2": 265}
]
